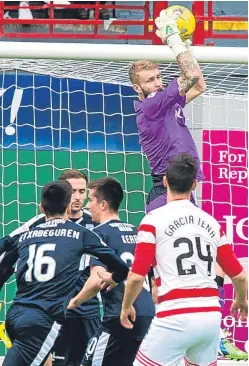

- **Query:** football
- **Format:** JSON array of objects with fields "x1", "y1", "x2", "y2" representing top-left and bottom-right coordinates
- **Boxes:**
[{"x1": 165, "y1": 5, "x2": 196, "y2": 40}]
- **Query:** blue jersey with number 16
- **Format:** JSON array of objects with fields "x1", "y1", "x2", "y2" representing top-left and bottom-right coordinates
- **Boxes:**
[{"x1": 0, "y1": 219, "x2": 129, "y2": 322}]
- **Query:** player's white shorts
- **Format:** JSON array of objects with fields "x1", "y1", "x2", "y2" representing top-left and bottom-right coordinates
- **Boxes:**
[{"x1": 134, "y1": 311, "x2": 221, "y2": 366}]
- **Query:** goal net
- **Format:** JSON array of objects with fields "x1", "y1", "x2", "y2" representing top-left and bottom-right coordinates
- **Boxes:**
[{"x1": 0, "y1": 44, "x2": 248, "y2": 358}]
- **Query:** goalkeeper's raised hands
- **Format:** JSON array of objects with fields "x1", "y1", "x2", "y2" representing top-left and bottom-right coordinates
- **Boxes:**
[
  {"x1": 155, "y1": 9, "x2": 180, "y2": 44},
  {"x1": 155, "y1": 10, "x2": 205, "y2": 100},
  {"x1": 155, "y1": 10, "x2": 186, "y2": 57}
]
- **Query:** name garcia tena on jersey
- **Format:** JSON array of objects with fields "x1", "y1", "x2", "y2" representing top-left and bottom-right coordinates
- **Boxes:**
[{"x1": 165, "y1": 215, "x2": 216, "y2": 238}]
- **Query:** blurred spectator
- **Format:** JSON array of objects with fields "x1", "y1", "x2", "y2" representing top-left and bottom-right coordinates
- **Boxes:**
[
  {"x1": 18, "y1": 2, "x2": 33, "y2": 19},
  {"x1": 73, "y1": 1, "x2": 110, "y2": 20},
  {"x1": 43, "y1": 0, "x2": 71, "y2": 5},
  {"x1": 4, "y1": 1, "x2": 110, "y2": 20},
  {"x1": 4, "y1": 1, "x2": 47, "y2": 19}
]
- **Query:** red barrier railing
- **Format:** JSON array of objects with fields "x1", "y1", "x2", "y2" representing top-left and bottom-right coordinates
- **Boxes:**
[
  {"x1": 0, "y1": 1, "x2": 247, "y2": 44},
  {"x1": 192, "y1": 1, "x2": 248, "y2": 45}
]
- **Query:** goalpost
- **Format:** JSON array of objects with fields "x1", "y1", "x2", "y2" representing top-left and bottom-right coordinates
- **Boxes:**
[{"x1": 0, "y1": 42, "x2": 248, "y2": 362}]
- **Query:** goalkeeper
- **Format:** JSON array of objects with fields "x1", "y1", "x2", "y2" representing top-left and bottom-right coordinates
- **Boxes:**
[
  {"x1": 129, "y1": 10, "x2": 205, "y2": 214},
  {"x1": 128, "y1": 9, "x2": 247, "y2": 361}
]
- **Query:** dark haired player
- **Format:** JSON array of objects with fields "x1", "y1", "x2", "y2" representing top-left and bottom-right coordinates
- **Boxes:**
[
  {"x1": 120, "y1": 154, "x2": 247, "y2": 366},
  {"x1": 0, "y1": 169, "x2": 102, "y2": 366},
  {"x1": 68, "y1": 177, "x2": 155, "y2": 366},
  {"x1": 53, "y1": 170, "x2": 102, "y2": 366},
  {"x1": 0, "y1": 180, "x2": 129, "y2": 366}
]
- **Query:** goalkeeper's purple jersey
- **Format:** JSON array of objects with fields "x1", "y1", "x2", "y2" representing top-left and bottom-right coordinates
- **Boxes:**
[{"x1": 134, "y1": 78, "x2": 204, "y2": 181}]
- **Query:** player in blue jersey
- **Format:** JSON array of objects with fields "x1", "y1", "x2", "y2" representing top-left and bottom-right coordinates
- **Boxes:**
[
  {"x1": 68, "y1": 177, "x2": 155, "y2": 366},
  {"x1": 59, "y1": 170, "x2": 95, "y2": 231},
  {"x1": 0, "y1": 169, "x2": 103, "y2": 366},
  {"x1": 52, "y1": 170, "x2": 103, "y2": 366},
  {"x1": 0, "y1": 180, "x2": 129, "y2": 366}
]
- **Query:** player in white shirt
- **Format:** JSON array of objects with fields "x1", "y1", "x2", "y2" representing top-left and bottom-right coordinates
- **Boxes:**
[{"x1": 120, "y1": 153, "x2": 248, "y2": 366}]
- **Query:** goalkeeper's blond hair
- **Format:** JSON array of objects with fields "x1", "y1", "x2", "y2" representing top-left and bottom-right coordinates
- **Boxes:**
[{"x1": 129, "y1": 60, "x2": 158, "y2": 85}]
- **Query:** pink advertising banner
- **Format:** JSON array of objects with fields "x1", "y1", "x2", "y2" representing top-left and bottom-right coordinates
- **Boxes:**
[{"x1": 202, "y1": 130, "x2": 248, "y2": 352}]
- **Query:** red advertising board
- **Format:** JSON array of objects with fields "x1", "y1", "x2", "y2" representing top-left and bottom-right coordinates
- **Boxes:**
[{"x1": 202, "y1": 130, "x2": 248, "y2": 351}]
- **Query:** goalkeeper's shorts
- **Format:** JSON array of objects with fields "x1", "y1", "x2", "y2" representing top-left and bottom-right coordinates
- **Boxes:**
[{"x1": 146, "y1": 174, "x2": 196, "y2": 213}]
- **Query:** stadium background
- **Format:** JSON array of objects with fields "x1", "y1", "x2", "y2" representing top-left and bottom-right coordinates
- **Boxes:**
[{"x1": 0, "y1": 0, "x2": 248, "y2": 362}]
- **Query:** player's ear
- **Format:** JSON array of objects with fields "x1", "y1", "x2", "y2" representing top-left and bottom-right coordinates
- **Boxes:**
[
  {"x1": 100, "y1": 200, "x2": 108, "y2": 211},
  {"x1": 39, "y1": 203, "x2": 45, "y2": 214},
  {"x1": 163, "y1": 175, "x2": 168, "y2": 188},
  {"x1": 66, "y1": 204, "x2": 71, "y2": 217},
  {"x1": 192, "y1": 179, "x2": 198, "y2": 191},
  {"x1": 133, "y1": 83, "x2": 141, "y2": 94}
]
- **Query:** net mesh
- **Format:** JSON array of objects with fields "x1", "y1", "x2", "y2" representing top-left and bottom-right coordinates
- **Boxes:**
[
  {"x1": 0, "y1": 59, "x2": 248, "y2": 97},
  {"x1": 0, "y1": 58, "x2": 248, "y2": 356}
]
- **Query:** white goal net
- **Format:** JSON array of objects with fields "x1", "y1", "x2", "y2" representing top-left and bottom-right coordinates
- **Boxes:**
[{"x1": 0, "y1": 44, "x2": 248, "y2": 360}]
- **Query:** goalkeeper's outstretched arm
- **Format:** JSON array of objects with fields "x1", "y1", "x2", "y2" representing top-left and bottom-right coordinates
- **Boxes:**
[
  {"x1": 176, "y1": 50, "x2": 201, "y2": 96},
  {"x1": 179, "y1": 40, "x2": 206, "y2": 103},
  {"x1": 155, "y1": 10, "x2": 206, "y2": 102}
]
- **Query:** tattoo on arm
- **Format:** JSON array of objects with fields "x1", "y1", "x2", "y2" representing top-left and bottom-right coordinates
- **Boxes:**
[{"x1": 177, "y1": 51, "x2": 200, "y2": 95}]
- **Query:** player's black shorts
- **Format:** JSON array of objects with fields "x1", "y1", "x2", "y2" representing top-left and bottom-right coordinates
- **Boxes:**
[
  {"x1": 83, "y1": 316, "x2": 153, "y2": 366},
  {"x1": 52, "y1": 316, "x2": 101, "y2": 366},
  {"x1": 146, "y1": 175, "x2": 196, "y2": 213},
  {"x1": 4, "y1": 304, "x2": 61, "y2": 366}
]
